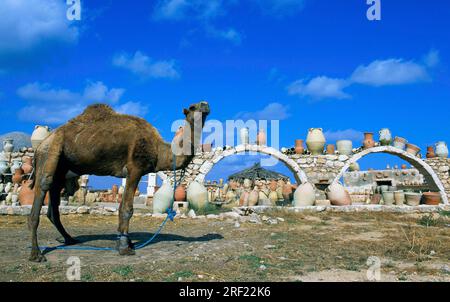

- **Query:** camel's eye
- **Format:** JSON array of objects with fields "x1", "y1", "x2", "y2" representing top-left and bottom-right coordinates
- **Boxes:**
[{"x1": 189, "y1": 105, "x2": 196, "y2": 110}]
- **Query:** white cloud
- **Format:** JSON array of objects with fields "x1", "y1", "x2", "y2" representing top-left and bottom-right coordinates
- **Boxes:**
[
  {"x1": 236, "y1": 102, "x2": 291, "y2": 120},
  {"x1": 153, "y1": 0, "x2": 224, "y2": 21},
  {"x1": 113, "y1": 51, "x2": 180, "y2": 79},
  {"x1": 287, "y1": 77, "x2": 351, "y2": 100},
  {"x1": 0, "y1": 0, "x2": 79, "y2": 54},
  {"x1": 115, "y1": 101, "x2": 149, "y2": 117},
  {"x1": 324, "y1": 129, "x2": 364, "y2": 142},
  {"x1": 423, "y1": 49, "x2": 440, "y2": 68},
  {"x1": 205, "y1": 26, "x2": 242, "y2": 45}
]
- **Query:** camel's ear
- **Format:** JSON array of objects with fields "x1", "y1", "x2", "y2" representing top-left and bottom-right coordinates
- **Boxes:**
[{"x1": 183, "y1": 108, "x2": 189, "y2": 115}]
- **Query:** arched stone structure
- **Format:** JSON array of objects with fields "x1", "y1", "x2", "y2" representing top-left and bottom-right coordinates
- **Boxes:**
[{"x1": 332, "y1": 146, "x2": 449, "y2": 204}]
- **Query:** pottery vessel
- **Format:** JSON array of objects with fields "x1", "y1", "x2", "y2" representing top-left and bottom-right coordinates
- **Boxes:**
[
  {"x1": 405, "y1": 192, "x2": 421, "y2": 206},
  {"x1": 382, "y1": 191, "x2": 395, "y2": 206},
  {"x1": 422, "y1": 192, "x2": 441, "y2": 205},
  {"x1": 379, "y1": 128, "x2": 392, "y2": 146},
  {"x1": 239, "y1": 191, "x2": 249, "y2": 206},
  {"x1": 0, "y1": 160, "x2": 9, "y2": 175},
  {"x1": 268, "y1": 191, "x2": 278, "y2": 204},
  {"x1": 306, "y1": 128, "x2": 325, "y2": 155},
  {"x1": 435, "y1": 141, "x2": 448, "y2": 158},
  {"x1": 295, "y1": 139, "x2": 305, "y2": 155},
  {"x1": 326, "y1": 144, "x2": 335, "y2": 155},
  {"x1": 393, "y1": 137, "x2": 407, "y2": 150},
  {"x1": 175, "y1": 185, "x2": 186, "y2": 201},
  {"x1": 405, "y1": 143, "x2": 421, "y2": 156},
  {"x1": 256, "y1": 130, "x2": 266, "y2": 146},
  {"x1": 293, "y1": 182, "x2": 316, "y2": 207},
  {"x1": 326, "y1": 182, "x2": 352, "y2": 206},
  {"x1": 240, "y1": 127, "x2": 249, "y2": 145},
  {"x1": 394, "y1": 191, "x2": 405, "y2": 205},
  {"x1": 10, "y1": 159, "x2": 22, "y2": 174},
  {"x1": 282, "y1": 181, "x2": 293, "y2": 201},
  {"x1": 187, "y1": 181, "x2": 209, "y2": 210},
  {"x1": 12, "y1": 168, "x2": 23, "y2": 184},
  {"x1": 21, "y1": 156, "x2": 33, "y2": 174},
  {"x1": 269, "y1": 180, "x2": 277, "y2": 192},
  {"x1": 18, "y1": 180, "x2": 34, "y2": 206},
  {"x1": 370, "y1": 193, "x2": 382, "y2": 205},
  {"x1": 243, "y1": 178, "x2": 252, "y2": 189},
  {"x1": 426, "y1": 146, "x2": 436, "y2": 159},
  {"x1": 248, "y1": 188, "x2": 259, "y2": 206},
  {"x1": 363, "y1": 132, "x2": 375, "y2": 149},
  {"x1": 153, "y1": 182, "x2": 174, "y2": 214},
  {"x1": 31, "y1": 125, "x2": 51, "y2": 149},
  {"x1": 225, "y1": 191, "x2": 236, "y2": 203},
  {"x1": 336, "y1": 140, "x2": 353, "y2": 156},
  {"x1": 401, "y1": 164, "x2": 407, "y2": 169},
  {"x1": 3, "y1": 139, "x2": 14, "y2": 153}
]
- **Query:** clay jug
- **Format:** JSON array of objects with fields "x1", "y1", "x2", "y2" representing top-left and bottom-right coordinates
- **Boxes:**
[
  {"x1": 379, "y1": 128, "x2": 392, "y2": 146},
  {"x1": 326, "y1": 144, "x2": 335, "y2": 155},
  {"x1": 31, "y1": 125, "x2": 50, "y2": 149},
  {"x1": 406, "y1": 143, "x2": 420, "y2": 156},
  {"x1": 269, "y1": 180, "x2": 277, "y2": 192},
  {"x1": 295, "y1": 139, "x2": 305, "y2": 155},
  {"x1": 10, "y1": 159, "x2": 22, "y2": 174},
  {"x1": 225, "y1": 191, "x2": 236, "y2": 203},
  {"x1": 248, "y1": 187, "x2": 259, "y2": 206},
  {"x1": 175, "y1": 185, "x2": 186, "y2": 201},
  {"x1": 239, "y1": 191, "x2": 250, "y2": 206},
  {"x1": 19, "y1": 180, "x2": 34, "y2": 206},
  {"x1": 256, "y1": 130, "x2": 266, "y2": 146},
  {"x1": 326, "y1": 182, "x2": 352, "y2": 206},
  {"x1": 12, "y1": 168, "x2": 23, "y2": 184},
  {"x1": 293, "y1": 182, "x2": 316, "y2": 207},
  {"x1": 282, "y1": 181, "x2": 293, "y2": 201},
  {"x1": 240, "y1": 127, "x2": 249, "y2": 145},
  {"x1": 336, "y1": 140, "x2": 352, "y2": 155},
  {"x1": 306, "y1": 128, "x2": 325, "y2": 155},
  {"x1": 363, "y1": 132, "x2": 375, "y2": 149},
  {"x1": 435, "y1": 141, "x2": 449, "y2": 158},
  {"x1": 187, "y1": 181, "x2": 208, "y2": 210},
  {"x1": 268, "y1": 191, "x2": 278, "y2": 205},
  {"x1": 393, "y1": 137, "x2": 407, "y2": 150},
  {"x1": 243, "y1": 178, "x2": 252, "y2": 189},
  {"x1": 153, "y1": 182, "x2": 174, "y2": 214},
  {"x1": 3, "y1": 139, "x2": 14, "y2": 153},
  {"x1": 21, "y1": 156, "x2": 33, "y2": 174},
  {"x1": 426, "y1": 146, "x2": 436, "y2": 159}
]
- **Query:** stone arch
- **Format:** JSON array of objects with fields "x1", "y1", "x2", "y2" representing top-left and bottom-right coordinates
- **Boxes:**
[
  {"x1": 194, "y1": 144, "x2": 308, "y2": 184},
  {"x1": 332, "y1": 146, "x2": 448, "y2": 204}
]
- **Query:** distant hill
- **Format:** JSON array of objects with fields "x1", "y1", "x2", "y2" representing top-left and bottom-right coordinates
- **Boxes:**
[{"x1": 0, "y1": 132, "x2": 32, "y2": 151}]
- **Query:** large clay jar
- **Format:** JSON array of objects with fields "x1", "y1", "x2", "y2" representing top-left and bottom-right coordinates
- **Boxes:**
[
  {"x1": 393, "y1": 137, "x2": 407, "y2": 150},
  {"x1": 12, "y1": 168, "x2": 23, "y2": 184},
  {"x1": 153, "y1": 182, "x2": 174, "y2": 214},
  {"x1": 243, "y1": 178, "x2": 252, "y2": 190},
  {"x1": 282, "y1": 181, "x2": 293, "y2": 202},
  {"x1": 405, "y1": 192, "x2": 421, "y2": 206},
  {"x1": 336, "y1": 140, "x2": 352, "y2": 156},
  {"x1": 426, "y1": 146, "x2": 436, "y2": 159},
  {"x1": 435, "y1": 141, "x2": 449, "y2": 158},
  {"x1": 256, "y1": 130, "x2": 266, "y2": 146},
  {"x1": 268, "y1": 191, "x2": 278, "y2": 205},
  {"x1": 382, "y1": 191, "x2": 395, "y2": 206},
  {"x1": 239, "y1": 191, "x2": 249, "y2": 206},
  {"x1": 3, "y1": 139, "x2": 14, "y2": 153},
  {"x1": 21, "y1": 156, "x2": 33, "y2": 174},
  {"x1": 31, "y1": 125, "x2": 51, "y2": 150},
  {"x1": 225, "y1": 191, "x2": 236, "y2": 203},
  {"x1": 187, "y1": 181, "x2": 209, "y2": 210},
  {"x1": 295, "y1": 139, "x2": 305, "y2": 155},
  {"x1": 326, "y1": 182, "x2": 352, "y2": 206},
  {"x1": 394, "y1": 191, "x2": 405, "y2": 206},
  {"x1": 175, "y1": 185, "x2": 186, "y2": 201},
  {"x1": 293, "y1": 182, "x2": 316, "y2": 207},
  {"x1": 405, "y1": 143, "x2": 420, "y2": 156},
  {"x1": 422, "y1": 192, "x2": 441, "y2": 205},
  {"x1": 363, "y1": 132, "x2": 375, "y2": 149},
  {"x1": 379, "y1": 128, "x2": 392, "y2": 146},
  {"x1": 306, "y1": 128, "x2": 325, "y2": 155},
  {"x1": 19, "y1": 180, "x2": 34, "y2": 206},
  {"x1": 326, "y1": 144, "x2": 335, "y2": 155},
  {"x1": 248, "y1": 188, "x2": 259, "y2": 206},
  {"x1": 240, "y1": 127, "x2": 249, "y2": 145}
]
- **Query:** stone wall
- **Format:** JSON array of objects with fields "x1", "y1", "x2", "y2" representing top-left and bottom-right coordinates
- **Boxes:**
[{"x1": 425, "y1": 158, "x2": 450, "y2": 196}]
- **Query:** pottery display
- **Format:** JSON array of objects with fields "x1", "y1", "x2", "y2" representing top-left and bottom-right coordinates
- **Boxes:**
[
  {"x1": 10, "y1": 159, "x2": 22, "y2": 174},
  {"x1": 239, "y1": 191, "x2": 249, "y2": 206},
  {"x1": 31, "y1": 125, "x2": 51, "y2": 149},
  {"x1": 0, "y1": 160, "x2": 9, "y2": 175},
  {"x1": 393, "y1": 137, "x2": 407, "y2": 150},
  {"x1": 336, "y1": 140, "x2": 353, "y2": 156},
  {"x1": 153, "y1": 182, "x2": 174, "y2": 214},
  {"x1": 326, "y1": 144, "x2": 335, "y2": 155},
  {"x1": 422, "y1": 192, "x2": 441, "y2": 205},
  {"x1": 268, "y1": 191, "x2": 278, "y2": 204},
  {"x1": 175, "y1": 185, "x2": 186, "y2": 201},
  {"x1": 435, "y1": 141, "x2": 448, "y2": 158},
  {"x1": 382, "y1": 191, "x2": 395, "y2": 206},
  {"x1": 306, "y1": 128, "x2": 325, "y2": 155},
  {"x1": 3, "y1": 139, "x2": 14, "y2": 153},
  {"x1": 248, "y1": 188, "x2": 259, "y2": 206},
  {"x1": 370, "y1": 193, "x2": 382, "y2": 205},
  {"x1": 4, "y1": 182, "x2": 12, "y2": 194},
  {"x1": 379, "y1": 128, "x2": 392, "y2": 146},
  {"x1": 405, "y1": 192, "x2": 421, "y2": 206},
  {"x1": 18, "y1": 180, "x2": 34, "y2": 206},
  {"x1": 12, "y1": 168, "x2": 23, "y2": 184},
  {"x1": 187, "y1": 181, "x2": 209, "y2": 209},
  {"x1": 394, "y1": 191, "x2": 405, "y2": 205},
  {"x1": 426, "y1": 146, "x2": 436, "y2": 159},
  {"x1": 256, "y1": 130, "x2": 266, "y2": 146},
  {"x1": 21, "y1": 156, "x2": 33, "y2": 174},
  {"x1": 293, "y1": 182, "x2": 316, "y2": 207},
  {"x1": 240, "y1": 127, "x2": 249, "y2": 145},
  {"x1": 282, "y1": 181, "x2": 293, "y2": 201},
  {"x1": 243, "y1": 178, "x2": 252, "y2": 189},
  {"x1": 363, "y1": 132, "x2": 375, "y2": 149},
  {"x1": 405, "y1": 143, "x2": 421, "y2": 156},
  {"x1": 295, "y1": 139, "x2": 305, "y2": 155},
  {"x1": 326, "y1": 182, "x2": 352, "y2": 206},
  {"x1": 269, "y1": 180, "x2": 277, "y2": 192},
  {"x1": 225, "y1": 191, "x2": 236, "y2": 203}
]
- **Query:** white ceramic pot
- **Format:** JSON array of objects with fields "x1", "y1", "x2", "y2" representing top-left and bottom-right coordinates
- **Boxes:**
[
  {"x1": 152, "y1": 182, "x2": 174, "y2": 214},
  {"x1": 31, "y1": 125, "x2": 51, "y2": 149},
  {"x1": 187, "y1": 181, "x2": 208, "y2": 210},
  {"x1": 435, "y1": 141, "x2": 449, "y2": 158},
  {"x1": 3, "y1": 139, "x2": 14, "y2": 153},
  {"x1": 379, "y1": 128, "x2": 392, "y2": 146},
  {"x1": 326, "y1": 182, "x2": 352, "y2": 206},
  {"x1": 336, "y1": 140, "x2": 353, "y2": 156},
  {"x1": 240, "y1": 127, "x2": 249, "y2": 145},
  {"x1": 306, "y1": 128, "x2": 325, "y2": 155},
  {"x1": 293, "y1": 182, "x2": 316, "y2": 207}
]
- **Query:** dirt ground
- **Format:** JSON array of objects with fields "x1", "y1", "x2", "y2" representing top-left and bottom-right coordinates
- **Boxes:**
[{"x1": 0, "y1": 210, "x2": 449, "y2": 282}]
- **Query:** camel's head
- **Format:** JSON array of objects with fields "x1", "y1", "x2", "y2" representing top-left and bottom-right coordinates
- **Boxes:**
[{"x1": 183, "y1": 101, "x2": 210, "y2": 126}]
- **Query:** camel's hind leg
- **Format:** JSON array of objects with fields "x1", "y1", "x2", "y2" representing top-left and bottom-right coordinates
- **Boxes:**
[{"x1": 29, "y1": 182, "x2": 47, "y2": 262}]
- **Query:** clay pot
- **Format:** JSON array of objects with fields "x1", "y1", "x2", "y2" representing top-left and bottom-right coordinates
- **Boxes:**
[
  {"x1": 336, "y1": 140, "x2": 353, "y2": 156},
  {"x1": 326, "y1": 144, "x2": 335, "y2": 155},
  {"x1": 31, "y1": 125, "x2": 51, "y2": 150},
  {"x1": 21, "y1": 156, "x2": 33, "y2": 174},
  {"x1": 248, "y1": 188, "x2": 259, "y2": 206},
  {"x1": 426, "y1": 146, "x2": 436, "y2": 159},
  {"x1": 256, "y1": 130, "x2": 266, "y2": 146},
  {"x1": 268, "y1": 191, "x2": 278, "y2": 204},
  {"x1": 401, "y1": 164, "x2": 407, "y2": 169},
  {"x1": 435, "y1": 141, "x2": 449, "y2": 158},
  {"x1": 175, "y1": 185, "x2": 186, "y2": 201},
  {"x1": 153, "y1": 182, "x2": 174, "y2": 214},
  {"x1": 306, "y1": 128, "x2": 325, "y2": 155},
  {"x1": 12, "y1": 168, "x2": 23, "y2": 184},
  {"x1": 405, "y1": 192, "x2": 421, "y2": 206},
  {"x1": 406, "y1": 143, "x2": 421, "y2": 156},
  {"x1": 10, "y1": 159, "x2": 22, "y2": 174},
  {"x1": 295, "y1": 139, "x2": 305, "y2": 155},
  {"x1": 240, "y1": 127, "x2": 249, "y2": 145},
  {"x1": 422, "y1": 192, "x2": 441, "y2": 205},
  {"x1": 382, "y1": 191, "x2": 395, "y2": 206},
  {"x1": 326, "y1": 182, "x2": 351, "y2": 206},
  {"x1": 379, "y1": 128, "x2": 392, "y2": 146},
  {"x1": 282, "y1": 182, "x2": 293, "y2": 201},
  {"x1": 243, "y1": 178, "x2": 252, "y2": 189},
  {"x1": 18, "y1": 180, "x2": 34, "y2": 206},
  {"x1": 187, "y1": 181, "x2": 209, "y2": 210},
  {"x1": 225, "y1": 191, "x2": 236, "y2": 203},
  {"x1": 370, "y1": 194, "x2": 382, "y2": 205},
  {"x1": 293, "y1": 182, "x2": 316, "y2": 207},
  {"x1": 363, "y1": 132, "x2": 375, "y2": 149},
  {"x1": 269, "y1": 180, "x2": 277, "y2": 192},
  {"x1": 3, "y1": 139, "x2": 14, "y2": 153},
  {"x1": 239, "y1": 191, "x2": 249, "y2": 206},
  {"x1": 394, "y1": 191, "x2": 405, "y2": 206},
  {"x1": 112, "y1": 184, "x2": 119, "y2": 195},
  {"x1": 393, "y1": 137, "x2": 407, "y2": 150}
]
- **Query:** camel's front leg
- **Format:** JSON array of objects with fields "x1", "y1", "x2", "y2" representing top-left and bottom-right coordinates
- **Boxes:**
[{"x1": 117, "y1": 171, "x2": 141, "y2": 256}]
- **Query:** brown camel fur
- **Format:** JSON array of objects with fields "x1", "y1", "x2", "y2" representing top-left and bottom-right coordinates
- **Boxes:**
[{"x1": 28, "y1": 101, "x2": 210, "y2": 262}]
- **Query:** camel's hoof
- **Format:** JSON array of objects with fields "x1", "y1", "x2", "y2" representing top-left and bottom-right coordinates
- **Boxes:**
[
  {"x1": 29, "y1": 252, "x2": 47, "y2": 263},
  {"x1": 116, "y1": 235, "x2": 135, "y2": 256},
  {"x1": 118, "y1": 247, "x2": 136, "y2": 256}
]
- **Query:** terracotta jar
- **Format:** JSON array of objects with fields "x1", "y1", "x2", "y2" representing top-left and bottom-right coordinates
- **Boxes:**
[
  {"x1": 326, "y1": 182, "x2": 352, "y2": 206},
  {"x1": 18, "y1": 180, "x2": 34, "y2": 205},
  {"x1": 239, "y1": 191, "x2": 249, "y2": 206},
  {"x1": 370, "y1": 193, "x2": 382, "y2": 205},
  {"x1": 406, "y1": 143, "x2": 421, "y2": 156},
  {"x1": 187, "y1": 181, "x2": 209, "y2": 210},
  {"x1": 175, "y1": 185, "x2": 186, "y2": 201},
  {"x1": 401, "y1": 164, "x2": 407, "y2": 169},
  {"x1": 306, "y1": 128, "x2": 325, "y2": 155},
  {"x1": 31, "y1": 125, "x2": 50, "y2": 149},
  {"x1": 268, "y1": 191, "x2": 278, "y2": 205},
  {"x1": 21, "y1": 156, "x2": 33, "y2": 174},
  {"x1": 282, "y1": 181, "x2": 293, "y2": 201},
  {"x1": 248, "y1": 187, "x2": 259, "y2": 206},
  {"x1": 12, "y1": 168, "x2": 24, "y2": 184},
  {"x1": 393, "y1": 137, "x2": 407, "y2": 150},
  {"x1": 326, "y1": 144, "x2": 335, "y2": 155},
  {"x1": 295, "y1": 139, "x2": 305, "y2": 155},
  {"x1": 256, "y1": 130, "x2": 266, "y2": 146},
  {"x1": 405, "y1": 192, "x2": 421, "y2": 206},
  {"x1": 422, "y1": 192, "x2": 441, "y2": 205},
  {"x1": 293, "y1": 182, "x2": 316, "y2": 207},
  {"x1": 426, "y1": 146, "x2": 436, "y2": 159},
  {"x1": 269, "y1": 180, "x2": 277, "y2": 192},
  {"x1": 363, "y1": 132, "x2": 375, "y2": 149},
  {"x1": 112, "y1": 184, "x2": 119, "y2": 195}
]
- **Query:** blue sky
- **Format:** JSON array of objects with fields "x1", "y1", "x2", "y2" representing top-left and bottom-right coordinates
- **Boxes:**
[{"x1": 1, "y1": 0, "x2": 449, "y2": 189}]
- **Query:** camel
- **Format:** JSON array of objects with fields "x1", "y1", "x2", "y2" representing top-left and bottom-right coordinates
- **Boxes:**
[{"x1": 28, "y1": 101, "x2": 210, "y2": 262}]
